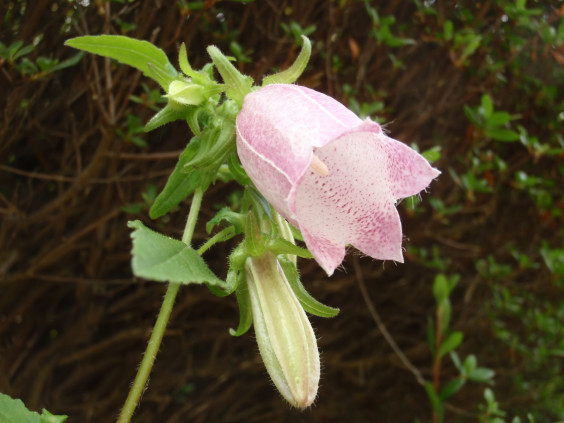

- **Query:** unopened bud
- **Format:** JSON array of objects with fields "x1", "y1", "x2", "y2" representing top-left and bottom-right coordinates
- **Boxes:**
[
  {"x1": 246, "y1": 252, "x2": 320, "y2": 408},
  {"x1": 165, "y1": 80, "x2": 206, "y2": 110}
]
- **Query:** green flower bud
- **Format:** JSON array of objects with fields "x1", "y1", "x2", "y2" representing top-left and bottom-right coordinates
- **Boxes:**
[
  {"x1": 165, "y1": 80, "x2": 206, "y2": 110},
  {"x1": 245, "y1": 252, "x2": 319, "y2": 408}
]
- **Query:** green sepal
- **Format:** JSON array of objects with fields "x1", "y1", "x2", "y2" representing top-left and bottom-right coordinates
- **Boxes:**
[
  {"x1": 149, "y1": 139, "x2": 212, "y2": 219},
  {"x1": 128, "y1": 220, "x2": 223, "y2": 285},
  {"x1": 206, "y1": 242, "x2": 247, "y2": 297},
  {"x1": 65, "y1": 35, "x2": 177, "y2": 91},
  {"x1": 263, "y1": 35, "x2": 312, "y2": 85},
  {"x1": 178, "y1": 43, "x2": 194, "y2": 76},
  {"x1": 279, "y1": 257, "x2": 339, "y2": 318},
  {"x1": 266, "y1": 238, "x2": 313, "y2": 259},
  {"x1": 206, "y1": 45, "x2": 253, "y2": 105},
  {"x1": 227, "y1": 152, "x2": 251, "y2": 186},
  {"x1": 245, "y1": 211, "x2": 266, "y2": 257},
  {"x1": 206, "y1": 207, "x2": 245, "y2": 234},
  {"x1": 144, "y1": 104, "x2": 187, "y2": 132},
  {"x1": 245, "y1": 187, "x2": 273, "y2": 222},
  {"x1": 230, "y1": 276, "x2": 253, "y2": 336}
]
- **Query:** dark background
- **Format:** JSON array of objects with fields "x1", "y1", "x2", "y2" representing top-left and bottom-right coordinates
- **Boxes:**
[{"x1": 1, "y1": 1, "x2": 563, "y2": 422}]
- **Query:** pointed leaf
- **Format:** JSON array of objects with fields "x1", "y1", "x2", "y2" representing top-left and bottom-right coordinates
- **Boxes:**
[
  {"x1": 128, "y1": 220, "x2": 222, "y2": 285},
  {"x1": 65, "y1": 35, "x2": 177, "y2": 90},
  {"x1": 438, "y1": 331, "x2": 463, "y2": 358},
  {"x1": 279, "y1": 258, "x2": 339, "y2": 317},
  {"x1": 263, "y1": 35, "x2": 311, "y2": 85},
  {"x1": 149, "y1": 140, "x2": 212, "y2": 219},
  {"x1": 439, "y1": 378, "x2": 465, "y2": 400}
]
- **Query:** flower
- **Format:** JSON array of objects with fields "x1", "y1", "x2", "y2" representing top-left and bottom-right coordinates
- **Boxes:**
[
  {"x1": 236, "y1": 84, "x2": 440, "y2": 275},
  {"x1": 246, "y1": 252, "x2": 320, "y2": 408}
]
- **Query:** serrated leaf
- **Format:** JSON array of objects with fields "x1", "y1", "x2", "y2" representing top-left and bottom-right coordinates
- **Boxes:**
[
  {"x1": 0, "y1": 393, "x2": 40, "y2": 423},
  {"x1": 65, "y1": 35, "x2": 177, "y2": 90},
  {"x1": 128, "y1": 220, "x2": 222, "y2": 285},
  {"x1": 0, "y1": 393, "x2": 67, "y2": 423},
  {"x1": 279, "y1": 258, "x2": 339, "y2": 318},
  {"x1": 438, "y1": 331, "x2": 463, "y2": 358}
]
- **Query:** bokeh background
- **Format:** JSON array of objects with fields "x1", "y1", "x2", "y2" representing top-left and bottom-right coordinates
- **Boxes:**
[{"x1": 1, "y1": 1, "x2": 563, "y2": 422}]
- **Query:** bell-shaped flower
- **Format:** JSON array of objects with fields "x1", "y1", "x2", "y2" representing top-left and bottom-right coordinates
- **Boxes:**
[
  {"x1": 245, "y1": 252, "x2": 320, "y2": 408},
  {"x1": 236, "y1": 84, "x2": 440, "y2": 275}
]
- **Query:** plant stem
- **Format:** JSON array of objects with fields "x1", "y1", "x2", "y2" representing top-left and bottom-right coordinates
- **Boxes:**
[{"x1": 117, "y1": 187, "x2": 204, "y2": 423}]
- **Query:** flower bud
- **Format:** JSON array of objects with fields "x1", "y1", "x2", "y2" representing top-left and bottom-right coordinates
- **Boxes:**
[
  {"x1": 165, "y1": 80, "x2": 206, "y2": 110},
  {"x1": 245, "y1": 252, "x2": 319, "y2": 408}
]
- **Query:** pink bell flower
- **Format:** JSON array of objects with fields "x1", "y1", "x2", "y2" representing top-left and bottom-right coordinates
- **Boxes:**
[{"x1": 236, "y1": 84, "x2": 440, "y2": 276}]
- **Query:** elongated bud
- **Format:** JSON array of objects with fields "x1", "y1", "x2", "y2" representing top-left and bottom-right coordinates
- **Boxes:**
[{"x1": 246, "y1": 252, "x2": 320, "y2": 408}]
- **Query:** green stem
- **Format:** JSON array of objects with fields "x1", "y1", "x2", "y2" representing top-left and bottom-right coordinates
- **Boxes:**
[
  {"x1": 117, "y1": 187, "x2": 204, "y2": 423},
  {"x1": 197, "y1": 226, "x2": 236, "y2": 255}
]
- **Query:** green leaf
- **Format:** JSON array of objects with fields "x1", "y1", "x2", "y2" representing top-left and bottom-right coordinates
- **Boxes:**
[
  {"x1": 439, "y1": 378, "x2": 465, "y2": 400},
  {"x1": 433, "y1": 274, "x2": 449, "y2": 304},
  {"x1": 47, "y1": 52, "x2": 84, "y2": 74},
  {"x1": 0, "y1": 393, "x2": 68, "y2": 423},
  {"x1": 468, "y1": 367, "x2": 495, "y2": 383},
  {"x1": 485, "y1": 127, "x2": 520, "y2": 142},
  {"x1": 279, "y1": 258, "x2": 339, "y2": 318},
  {"x1": 149, "y1": 140, "x2": 212, "y2": 219},
  {"x1": 424, "y1": 381, "x2": 442, "y2": 412},
  {"x1": 0, "y1": 393, "x2": 40, "y2": 423},
  {"x1": 263, "y1": 35, "x2": 311, "y2": 85},
  {"x1": 65, "y1": 35, "x2": 177, "y2": 91},
  {"x1": 128, "y1": 220, "x2": 222, "y2": 285},
  {"x1": 481, "y1": 94, "x2": 493, "y2": 119},
  {"x1": 230, "y1": 278, "x2": 253, "y2": 336},
  {"x1": 438, "y1": 331, "x2": 464, "y2": 358},
  {"x1": 40, "y1": 409, "x2": 67, "y2": 423}
]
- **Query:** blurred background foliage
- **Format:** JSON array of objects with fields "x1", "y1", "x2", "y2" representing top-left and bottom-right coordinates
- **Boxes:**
[{"x1": 1, "y1": 0, "x2": 563, "y2": 422}]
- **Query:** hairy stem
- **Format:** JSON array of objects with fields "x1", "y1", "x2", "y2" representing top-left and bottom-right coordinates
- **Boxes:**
[{"x1": 117, "y1": 187, "x2": 204, "y2": 423}]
